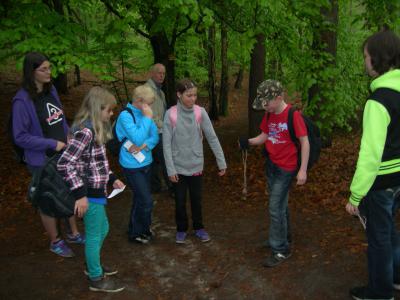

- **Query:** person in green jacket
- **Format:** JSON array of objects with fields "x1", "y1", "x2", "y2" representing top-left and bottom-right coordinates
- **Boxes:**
[{"x1": 346, "y1": 30, "x2": 400, "y2": 300}]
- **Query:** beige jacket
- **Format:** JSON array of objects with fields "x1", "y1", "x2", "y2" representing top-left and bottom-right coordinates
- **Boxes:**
[{"x1": 145, "y1": 79, "x2": 167, "y2": 133}]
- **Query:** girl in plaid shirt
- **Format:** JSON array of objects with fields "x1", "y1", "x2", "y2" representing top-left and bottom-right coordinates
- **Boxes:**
[{"x1": 57, "y1": 87, "x2": 125, "y2": 293}]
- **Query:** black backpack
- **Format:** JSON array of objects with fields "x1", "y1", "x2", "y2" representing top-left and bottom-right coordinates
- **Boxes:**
[
  {"x1": 287, "y1": 107, "x2": 321, "y2": 170},
  {"x1": 106, "y1": 107, "x2": 136, "y2": 156},
  {"x1": 28, "y1": 129, "x2": 94, "y2": 218},
  {"x1": 7, "y1": 111, "x2": 26, "y2": 164}
]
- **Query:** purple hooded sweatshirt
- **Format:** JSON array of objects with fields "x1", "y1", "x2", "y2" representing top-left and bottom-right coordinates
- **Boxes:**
[{"x1": 12, "y1": 86, "x2": 69, "y2": 167}]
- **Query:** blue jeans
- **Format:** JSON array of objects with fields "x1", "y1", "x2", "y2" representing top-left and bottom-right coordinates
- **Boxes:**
[
  {"x1": 83, "y1": 201, "x2": 109, "y2": 280},
  {"x1": 359, "y1": 186, "x2": 400, "y2": 298},
  {"x1": 123, "y1": 166, "x2": 153, "y2": 238},
  {"x1": 265, "y1": 159, "x2": 296, "y2": 253}
]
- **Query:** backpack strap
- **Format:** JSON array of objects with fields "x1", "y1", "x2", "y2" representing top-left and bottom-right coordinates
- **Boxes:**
[
  {"x1": 194, "y1": 105, "x2": 202, "y2": 124},
  {"x1": 116, "y1": 107, "x2": 136, "y2": 144},
  {"x1": 287, "y1": 107, "x2": 297, "y2": 144},
  {"x1": 169, "y1": 105, "x2": 178, "y2": 128},
  {"x1": 124, "y1": 107, "x2": 136, "y2": 124},
  {"x1": 169, "y1": 105, "x2": 202, "y2": 128}
]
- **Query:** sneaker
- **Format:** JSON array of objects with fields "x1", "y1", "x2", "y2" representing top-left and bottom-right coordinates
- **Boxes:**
[
  {"x1": 49, "y1": 239, "x2": 75, "y2": 258},
  {"x1": 176, "y1": 232, "x2": 187, "y2": 244},
  {"x1": 84, "y1": 265, "x2": 118, "y2": 276},
  {"x1": 263, "y1": 251, "x2": 292, "y2": 267},
  {"x1": 144, "y1": 229, "x2": 155, "y2": 240},
  {"x1": 129, "y1": 235, "x2": 149, "y2": 244},
  {"x1": 89, "y1": 276, "x2": 125, "y2": 293},
  {"x1": 350, "y1": 286, "x2": 394, "y2": 300},
  {"x1": 66, "y1": 233, "x2": 85, "y2": 244},
  {"x1": 195, "y1": 229, "x2": 210, "y2": 242}
]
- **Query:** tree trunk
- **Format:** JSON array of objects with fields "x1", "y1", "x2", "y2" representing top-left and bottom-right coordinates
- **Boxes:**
[
  {"x1": 51, "y1": 0, "x2": 68, "y2": 94},
  {"x1": 53, "y1": 73, "x2": 68, "y2": 94},
  {"x1": 208, "y1": 24, "x2": 218, "y2": 120},
  {"x1": 74, "y1": 64, "x2": 81, "y2": 86},
  {"x1": 150, "y1": 33, "x2": 176, "y2": 108},
  {"x1": 219, "y1": 23, "x2": 229, "y2": 116},
  {"x1": 234, "y1": 66, "x2": 244, "y2": 89},
  {"x1": 248, "y1": 34, "x2": 266, "y2": 136},
  {"x1": 307, "y1": 0, "x2": 338, "y2": 147}
]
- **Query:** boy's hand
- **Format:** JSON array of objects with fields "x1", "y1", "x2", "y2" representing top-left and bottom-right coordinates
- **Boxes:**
[
  {"x1": 345, "y1": 202, "x2": 359, "y2": 215},
  {"x1": 296, "y1": 170, "x2": 307, "y2": 185},
  {"x1": 218, "y1": 169, "x2": 226, "y2": 176},
  {"x1": 238, "y1": 137, "x2": 249, "y2": 150}
]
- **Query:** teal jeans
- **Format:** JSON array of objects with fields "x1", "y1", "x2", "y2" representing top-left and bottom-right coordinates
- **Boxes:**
[{"x1": 83, "y1": 201, "x2": 109, "y2": 280}]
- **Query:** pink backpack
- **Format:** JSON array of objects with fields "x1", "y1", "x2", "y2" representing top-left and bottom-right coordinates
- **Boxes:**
[{"x1": 169, "y1": 104, "x2": 203, "y2": 137}]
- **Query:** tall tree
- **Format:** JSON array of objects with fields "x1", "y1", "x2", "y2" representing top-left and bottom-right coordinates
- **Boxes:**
[
  {"x1": 101, "y1": 0, "x2": 200, "y2": 106},
  {"x1": 248, "y1": 34, "x2": 266, "y2": 136},
  {"x1": 219, "y1": 22, "x2": 229, "y2": 116},
  {"x1": 207, "y1": 24, "x2": 218, "y2": 120}
]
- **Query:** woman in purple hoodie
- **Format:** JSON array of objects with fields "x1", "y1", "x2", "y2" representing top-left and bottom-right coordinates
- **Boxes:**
[{"x1": 12, "y1": 52, "x2": 84, "y2": 257}]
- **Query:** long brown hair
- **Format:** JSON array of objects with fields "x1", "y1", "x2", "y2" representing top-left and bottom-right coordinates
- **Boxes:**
[{"x1": 22, "y1": 52, "x2": 52, "y2": 100}]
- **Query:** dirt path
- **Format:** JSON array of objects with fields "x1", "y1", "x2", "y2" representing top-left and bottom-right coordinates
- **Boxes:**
[{"x1": 0, "y1": 74, "x2": 385, "y2": 300}]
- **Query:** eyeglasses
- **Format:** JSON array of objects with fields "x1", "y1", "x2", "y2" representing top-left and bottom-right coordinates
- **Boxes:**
[{"x1": 36, "y1": 67, "x2": 52, "y2": 73}]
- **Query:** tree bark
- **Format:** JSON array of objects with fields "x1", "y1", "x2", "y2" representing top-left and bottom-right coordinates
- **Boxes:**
[
  {"x1": 219, "y1": 23, "x2": 229, "y2": 116},
  {"x1": 51, "y1": 0, "x2": 68, "y2": 94},
  {"x1": 150, "y1": 33, "x2": 176, "y2": 108},
  {"x1": 207, "y1": 25, "x2": 218, "y2": 121},
  {"x1": 248, "y1": 34, "x2": 266, "y2": 136},
  {"x1": 234, "y1": 66, "x2": 244, "y2": 89}
]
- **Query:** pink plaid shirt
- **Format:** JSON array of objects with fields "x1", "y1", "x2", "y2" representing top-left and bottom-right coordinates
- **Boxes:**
[{"x1": 57, "y1": 128, "x2": 113, "y2": 199}]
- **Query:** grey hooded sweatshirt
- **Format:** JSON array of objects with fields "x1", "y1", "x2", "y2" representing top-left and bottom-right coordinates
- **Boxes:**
[{"x1": 162, "y1": 101, "x2": 227, "y2": 176}]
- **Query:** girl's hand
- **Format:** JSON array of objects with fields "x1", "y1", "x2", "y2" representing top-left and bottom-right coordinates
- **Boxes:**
[
  {"x1": 128, "y1": 144, "x2": 141, "y2": 154},
  {"x1": 142, "y1": 103, "x2": 153, "y2": 118},
  {"x1": 169, "y1": 174, "x2": 179, "y2": 183},
  {"x1": 113, "y1": 179, "x2": 125, "y2": 189},
  {"x1": 218, "y1": 169, "x2": 226, "y2": 176},
  {"x1": 56, "y1": 141, "x2": 66, "y2": 151},
  {"x1": 75, "y1": 197, "x2": 88, "y2": 218}
]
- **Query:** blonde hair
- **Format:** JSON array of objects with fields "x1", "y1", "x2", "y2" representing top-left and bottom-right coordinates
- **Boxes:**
[
  {"x1": 132, "y1": 85, "x2": 155, "y2": 104},
  {"x1": 73, "y1": 86, "x2": 116, "y2": 145}
]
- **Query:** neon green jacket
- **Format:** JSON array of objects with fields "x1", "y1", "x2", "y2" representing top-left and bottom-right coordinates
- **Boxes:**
[{"x1": 350, "y1": 69, "x2": 400, "y2": 206}]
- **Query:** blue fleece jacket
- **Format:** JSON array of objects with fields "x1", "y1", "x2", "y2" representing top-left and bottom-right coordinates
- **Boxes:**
[{"x1": 115, "y1": 103, "x2": 159, "y2": 169}]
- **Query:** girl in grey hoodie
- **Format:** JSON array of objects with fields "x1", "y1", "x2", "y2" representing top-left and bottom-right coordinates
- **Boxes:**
[{"x1": 162, "y1": 78, "x2": 227, "y2": 244}]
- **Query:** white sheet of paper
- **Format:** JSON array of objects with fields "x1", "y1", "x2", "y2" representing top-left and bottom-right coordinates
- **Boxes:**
[
  {"x1": 107, "y1": 185, "x2": 126, "y2": 199},
  {"x1": 123, "y1": 140, "x2": 146, "y2": 163}
]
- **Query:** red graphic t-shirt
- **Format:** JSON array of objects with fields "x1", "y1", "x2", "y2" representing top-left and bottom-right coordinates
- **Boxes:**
[{"x1": 260, "y1": 105, "x2": 307, "y2": 171}]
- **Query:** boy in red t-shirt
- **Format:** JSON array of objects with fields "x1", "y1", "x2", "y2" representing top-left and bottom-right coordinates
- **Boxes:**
[{"x1": 239, "y1": 79, "x2": 310, "y2": 267}]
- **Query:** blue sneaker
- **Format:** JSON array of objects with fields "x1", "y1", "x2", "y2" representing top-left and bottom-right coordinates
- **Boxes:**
[
  {"x1": 195, "y1": 229, "x2": 210, "y2": 242},
  {"x1": 66, "y1": 233, "x2": 85, "y2": 244},
  {"x1": 176, "y1": 232, "x2": 187, "y2": 244},
  {"x1": 50, "y1": 239, "x2": 75, "y2": 258}
]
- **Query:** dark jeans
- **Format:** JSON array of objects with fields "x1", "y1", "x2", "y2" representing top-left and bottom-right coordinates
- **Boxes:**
[
  {"x1": 265, "y1": 159, "x2": 296, "y2": 254},
  {"x1": 123, "y1": 165, "x2": 153, "y2": 238},
  {"x1": 174, "y1": 175, "x2": 203, "y2": 232},
  {"x1": 359, "y1": 186, "x2": 400, "y2": 298},
  {"x1": 151, "y1": 135, "x2": 171, "y2": 192}
]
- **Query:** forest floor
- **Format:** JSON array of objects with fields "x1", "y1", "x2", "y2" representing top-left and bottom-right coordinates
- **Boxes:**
[{"x1": 0, "y1": 68, "x2": 392, "y2": 300}]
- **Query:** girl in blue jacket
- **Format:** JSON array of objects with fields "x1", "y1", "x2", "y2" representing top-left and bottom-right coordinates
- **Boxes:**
[{"x1": 115, "y1": 85, "x2": 159, "y2": 244}]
